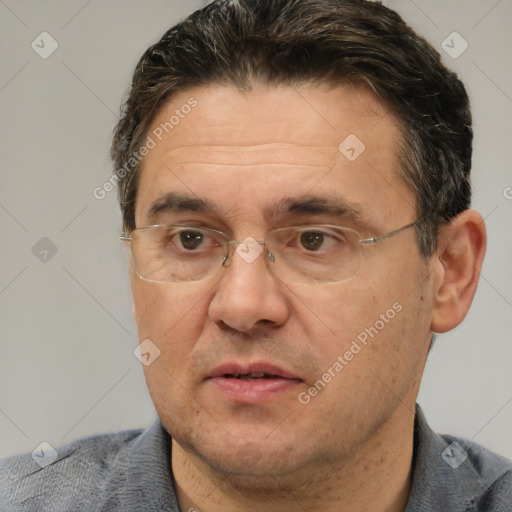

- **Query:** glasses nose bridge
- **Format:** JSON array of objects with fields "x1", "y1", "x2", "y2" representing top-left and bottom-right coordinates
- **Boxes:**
[{"x1": 222, "y1": 237, "x2": 268, "y2": 267}]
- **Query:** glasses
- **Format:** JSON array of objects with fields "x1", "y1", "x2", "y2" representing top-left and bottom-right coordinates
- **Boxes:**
[{"x1": 119, "y1": 220, "x2": 420, "y2": 285}]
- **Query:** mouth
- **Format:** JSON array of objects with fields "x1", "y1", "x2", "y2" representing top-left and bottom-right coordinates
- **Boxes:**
[
  {"x1": 221, "y1": 371, "x2": 290, "y2": 380},
  {"x1": 206, "y1": 363, "x2": 303, "y2": 403},
  {"x1": 208, "y1": 362, "x2": 301, "y2": 381}
]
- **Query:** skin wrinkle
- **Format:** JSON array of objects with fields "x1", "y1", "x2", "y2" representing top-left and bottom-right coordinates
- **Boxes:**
[
  {"x1": 139, "y1": 157, "x2": 400, "y2": 238},
  {"x1": 145, "y1": 191, "x2": 370, "y2": 236},
  {"x1": 152, "y1": 143, "x2": 340, "y2": 165}
]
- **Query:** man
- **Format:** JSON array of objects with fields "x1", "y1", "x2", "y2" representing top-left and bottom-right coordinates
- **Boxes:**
[{"x1": 1, "y1": 0, "x2": 510, "y2": 510}]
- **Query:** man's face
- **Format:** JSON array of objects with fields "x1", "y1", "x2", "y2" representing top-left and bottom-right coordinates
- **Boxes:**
[{"x1": 130, "y1": 84, "x2": 434, "y2": 477}]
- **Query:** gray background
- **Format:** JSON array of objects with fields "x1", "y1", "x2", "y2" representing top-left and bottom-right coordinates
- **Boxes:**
[{"x1": 0, "y1": 0, "x2": 511, "y2": 459}]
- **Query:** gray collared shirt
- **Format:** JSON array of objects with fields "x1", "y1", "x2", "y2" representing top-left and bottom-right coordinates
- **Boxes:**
[{"x1": 1, "y1": 405, "x2": 511, "y2": 511}]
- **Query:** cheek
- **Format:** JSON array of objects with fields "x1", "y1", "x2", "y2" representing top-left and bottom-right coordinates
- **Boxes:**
[
  {"x1": 132, "y1": 280, "x2": 213, "y2": 415},
  {"x1": 293, "y1": 260, "x2": 431, "y2": 380},
  {"x1": 131, "y1": 278, "x2": 210, "y2": 337},
  {"x1": 292, "y1": 282, "x2": 382, "y2": 351}
]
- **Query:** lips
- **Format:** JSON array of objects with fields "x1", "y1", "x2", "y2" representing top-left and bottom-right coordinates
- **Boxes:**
[
  {"x1": 206, "y1": 362, "x2": 303, "y2": 403},
  {"x1": 224, "y1": 371, "x2": 278, "y2": 380},
  {"x1": 207, "y1": 362, "x2": 301, "y2": 381}
]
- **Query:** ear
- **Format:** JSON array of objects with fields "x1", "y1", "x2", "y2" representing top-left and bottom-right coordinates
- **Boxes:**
[{"x1": 431, "y1": 210, "x2": 487, "y2": 333}]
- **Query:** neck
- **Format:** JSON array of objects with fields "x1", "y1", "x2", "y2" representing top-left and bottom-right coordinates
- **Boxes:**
[{"x1": 172, "y1": 404, "x2": 416, "y2": 512}]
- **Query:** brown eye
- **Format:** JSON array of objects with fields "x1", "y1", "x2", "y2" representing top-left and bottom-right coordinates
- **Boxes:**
[
  {"x1": 299, "y1": 231, "x2": 325, "y2": 251},
  {"x1": 178, "y1": 231, "x2": 204, "y2": 250}
]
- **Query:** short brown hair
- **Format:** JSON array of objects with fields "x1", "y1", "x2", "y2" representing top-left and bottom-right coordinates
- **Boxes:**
[{"x1": 111, "y1": 0, "x2": 472, "y2": 256}]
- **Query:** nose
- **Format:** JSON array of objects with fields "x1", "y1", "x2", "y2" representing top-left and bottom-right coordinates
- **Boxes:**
[{"x1": 208, "y1": 240, "x2": 290, "y2": 332}]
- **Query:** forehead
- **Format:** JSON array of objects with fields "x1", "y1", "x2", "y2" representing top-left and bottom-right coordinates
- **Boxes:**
[
  {"x1": 135, "y1": 84, "x2": 414, "y2": 227},
  {"x1": 147, "y1": 83, "x2": 394, "y2": 147}
]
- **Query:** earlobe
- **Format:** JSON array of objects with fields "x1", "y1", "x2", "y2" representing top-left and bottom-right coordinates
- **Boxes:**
[{"x1": 430, "y1": 210, "x2": 487, "y2": 333}]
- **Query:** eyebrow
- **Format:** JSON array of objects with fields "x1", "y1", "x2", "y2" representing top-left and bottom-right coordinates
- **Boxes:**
[
  {"x1": 263, "y1": 195, "x2": 364, "y2": 222},
  {"x1": 147, "y1": 192, "x2": 216, "y2": 223},
  {"x1": 146, "y1": 191, "x2": 365, "y2": 225}
]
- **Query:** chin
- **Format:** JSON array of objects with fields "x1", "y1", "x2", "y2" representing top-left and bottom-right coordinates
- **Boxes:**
[{"x1": 173, "y1": 423, "x2": 316, "y2": 480}]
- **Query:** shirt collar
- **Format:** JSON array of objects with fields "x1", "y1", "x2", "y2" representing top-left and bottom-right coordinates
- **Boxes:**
[
  {"x1": 125, "y1": 419, "x2": 180, "y2": 512},
  {"x1": 127, "y1": 405, "x2": 492, "y2": 512},
  {"x1": 405, "y1": 404, "x2": 486, "y2": 511}
]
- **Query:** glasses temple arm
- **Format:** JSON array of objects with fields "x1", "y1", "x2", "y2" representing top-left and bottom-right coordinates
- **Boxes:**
[{"x1": 359, "y1": 219, "x2": 421, "y2": 244}]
